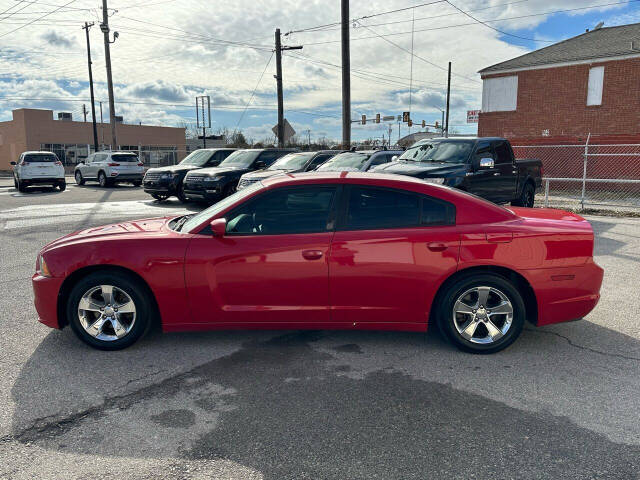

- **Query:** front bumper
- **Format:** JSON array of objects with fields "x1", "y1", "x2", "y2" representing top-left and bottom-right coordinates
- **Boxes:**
[
  {"x1": 183, "y1": 183, "x2": 225, "y2": 202},
  {"x1": 32, "y1": 273, "x2": 65, "y2": 329}
]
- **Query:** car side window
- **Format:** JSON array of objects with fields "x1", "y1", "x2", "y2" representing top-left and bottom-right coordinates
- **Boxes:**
[
  {"x1": 473, "y1": 142, "x2": 494, "y2": 162},
  {"x1": 94, "y1": 153, "x2": 108, "y2": 162},
  {"x1": 307, "y1": 154, "x2": 331, "y2": 170},
  {"x1": 225, "y1": 186, "x2": 338, "y2": 235},
  {"x1": 421, "y1": 195, "x2": 456, "y2": 226},
  {"x1": 493, "y1": 141, "x2": 512, "y2": 164},
  {"x1": 369, "y1": 153, "x2": 392, "y2": 167},
  {"x1": 257, "y1": 151, "x2": 280, "y2": 166},
  {"x1": 344, "y1": 186, "x2": 420, "y2": 230}
]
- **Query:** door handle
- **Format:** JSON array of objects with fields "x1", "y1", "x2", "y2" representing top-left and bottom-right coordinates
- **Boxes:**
[
  {"x1": 427, "y1": 242, "x2": 448, "y2": 252},
  {"x1": 302, "y1": 250, "x2": 323, "y2": 260}
]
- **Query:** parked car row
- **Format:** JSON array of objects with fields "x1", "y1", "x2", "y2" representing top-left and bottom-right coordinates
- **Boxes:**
[{"x1": 10, "y1": 137, "x2": 542, "y2": 208}]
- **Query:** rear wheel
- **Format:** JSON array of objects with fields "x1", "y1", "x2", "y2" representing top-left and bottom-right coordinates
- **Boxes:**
[
  {"x1": 98, "y1": 171, "x2": 110, "y2": 188},
  {"x1": 512, "y1": 182, "x2": 535, "y2": 208},
  {"x1": 75, "y1": 170, "x2": 85, "y2": 185},
  {"x1": 436, "y1": 273, "x2": 525, "y2": 354},
  {"x1": 66, "y1": 271, "x2": 153, "y2": 350},
  {"x1": 58, "y1": 181, "x2": 66, "y2": 191}
]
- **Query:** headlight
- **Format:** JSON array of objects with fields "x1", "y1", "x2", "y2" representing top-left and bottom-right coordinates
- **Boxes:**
[
  {"x1": 160, "y1": 172, "x2": 175, "y2": 179},
  {"x1": 38, "y1": 254, "x2": 51, "y2": 277},
  {"x1": 424, "y1": 177, "x2": 445, "y2": 185},
  {"x1": 204, "y1": 176, "x2": 223, "y2": 182}
]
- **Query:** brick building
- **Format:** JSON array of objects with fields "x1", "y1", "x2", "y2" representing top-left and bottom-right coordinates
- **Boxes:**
[
  {"x1": 0, "y1": 108, "x2": 187, "y2": 171},
  {"x1": 478, "y1": 23, "x2": 640, "y2": 145}
]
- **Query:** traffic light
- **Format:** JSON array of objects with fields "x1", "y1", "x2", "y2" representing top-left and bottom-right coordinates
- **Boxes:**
[
  {"x1": 408, "y1": 119, "x2": 413, "y2": 127},
  {"x1": 402, "y1": 111, "x2": 410, "y2": 123},
  {"x1": 376, "y1": 113, "x2": 380, "y2": 124},
  {"x1": 361, "y1": 114, "x2": 366, "y2": 125},
  {"x1": 435, "y1": 121, "x2": 439, "y2": 129},
  {"x1": 421, "y1": 120, "x2": 426, "y2": 128}
]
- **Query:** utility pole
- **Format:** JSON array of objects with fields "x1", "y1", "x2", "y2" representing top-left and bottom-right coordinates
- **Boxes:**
[
  {"x1": 100, "y1": 0, "x2": 118, "y2": 150},
  {"x1": 82, "y1": 104, "x2": 87, "y2": 122},
  {"x1": 274, "y1": 28, "x2": 302, "y2": 147},
  {"x1": 99, "y1": 101, "x2": 104, "y2": 148},
  {"x1": 341, "y1": 0, "x2": 351, "y2": 149},
  {"x1": 82, "y1": 21, "x2": 99, "y2": 151},
  {"x1": 445, "y1": 61, "x2": 451, "y2": 138}
]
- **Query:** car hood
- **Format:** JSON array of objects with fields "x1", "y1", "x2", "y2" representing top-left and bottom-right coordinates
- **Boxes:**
[
  {"x1": 43, "y1": 217, "x2": 170, "y2": 251},
  {"x1": 195, "y1": 166, "x2": 248, "y2": 176},
  {"x1": 373, "y1": 161, "x2": 467, "y2": 177},
  {"x1": 146, "y1": 165, "x2": 201, "y2": 174},
  {"x1": 242, "y1": 168, "x2": 298, "y2": 180}
]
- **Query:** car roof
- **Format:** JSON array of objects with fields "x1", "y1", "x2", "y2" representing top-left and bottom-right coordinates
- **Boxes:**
[
  {"x1": 412, "y1": 137, "x2": 506, "y2": 146},
  {"x1": 22, "y1": 151, "x2": 57, "y2": 155}
]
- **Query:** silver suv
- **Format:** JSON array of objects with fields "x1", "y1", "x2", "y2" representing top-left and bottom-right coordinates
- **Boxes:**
[{"x1": 74, "y1": 151, "x2": 144, "y2": 187}]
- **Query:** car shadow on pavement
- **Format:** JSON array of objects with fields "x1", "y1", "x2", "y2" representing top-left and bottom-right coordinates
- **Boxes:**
[{"x1": 9, "y1": 320, "x2": 640, "y2": 478}]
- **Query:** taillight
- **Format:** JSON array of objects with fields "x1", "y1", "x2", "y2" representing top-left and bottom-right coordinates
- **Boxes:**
[
  {"x1": 108, "y1": 162, "x2": 120, "y2": 166},
  {"x1": 54, "y1": 161, "x2": 62, "y2": 166},
  {"x1": 137, "y1": 162, "x2": 144, "y2": 166}
]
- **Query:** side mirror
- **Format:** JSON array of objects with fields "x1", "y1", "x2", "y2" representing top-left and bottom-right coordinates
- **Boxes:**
[
  {"x1": 210, "y1": 218, "x2": 227, "y2": 237},
  {"x1": 391, "y1": 155, "x2": 398, "y2": 161},
  {"x1": 254, "y1": 160, "x2": 266, "y2": 169},
  {"x1": 478, "y1": 157, "x2": 495, "y2": 169},
  {"x1": 10, "y1": 161, "x2": 16, "y2": 166}
]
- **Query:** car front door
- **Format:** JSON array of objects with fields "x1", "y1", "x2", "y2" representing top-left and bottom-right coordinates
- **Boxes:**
[
  {"x1": 328, "y1": 185, "x2": 460, "y2": 327},
  {"x1": 466, "y1": 141, "x2": 500, "y2": 201},
  {"x1": 184, "y1": 185, "x2": 340, "y2": 326}
]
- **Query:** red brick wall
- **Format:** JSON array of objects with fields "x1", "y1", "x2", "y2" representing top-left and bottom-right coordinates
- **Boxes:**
[{"x1": 478, "y1": 57, "x2": 640, "y2": 141}]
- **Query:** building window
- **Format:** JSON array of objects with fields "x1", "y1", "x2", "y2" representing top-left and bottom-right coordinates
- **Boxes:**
[
  {"x1": 481, "y1": 75, "x2": 518, "y2": 112},
  {"x1": 587, "y1": 66, "x2": 604, "y2": 106}
]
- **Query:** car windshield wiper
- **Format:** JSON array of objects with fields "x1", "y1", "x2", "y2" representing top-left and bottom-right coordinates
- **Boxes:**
[{"x1": 173, "y1": 214, "x2": 193, "y2": 232}]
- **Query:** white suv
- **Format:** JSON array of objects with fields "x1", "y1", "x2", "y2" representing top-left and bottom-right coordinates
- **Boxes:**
[
  {"x1": 74, "y1": 151, "x2": 144, "y2": 187},
  {"x1": 11, "y1": 151, "x2": 66, "y2": 192}
]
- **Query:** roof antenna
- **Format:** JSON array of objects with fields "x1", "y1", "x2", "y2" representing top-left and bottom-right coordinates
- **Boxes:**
[{"x1": 594, "y1": 21, "x2": 604, "y2": 30}]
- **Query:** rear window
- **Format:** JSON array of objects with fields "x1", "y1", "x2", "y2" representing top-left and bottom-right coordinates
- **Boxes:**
[
  {"x1": 24, "y1": 153, "x2": 58, "y2": 163},
  {"x1": 111, "y1": 153, "x2": 139, "y2": 162}
]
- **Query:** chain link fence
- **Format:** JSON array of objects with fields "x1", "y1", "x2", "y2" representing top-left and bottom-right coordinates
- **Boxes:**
[{"x1": 512, "y1": 139, "x2": 640, "y2": 212}]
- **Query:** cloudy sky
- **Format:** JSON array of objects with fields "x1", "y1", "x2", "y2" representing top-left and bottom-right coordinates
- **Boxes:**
[{"x1": 0, "y1": 0, "x2": 638, "y2": 144}]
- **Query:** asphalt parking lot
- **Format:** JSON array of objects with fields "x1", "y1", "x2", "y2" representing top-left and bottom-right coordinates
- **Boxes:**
[{"x1": 1, "y1": 177, "x2": 639, "y2": 479}]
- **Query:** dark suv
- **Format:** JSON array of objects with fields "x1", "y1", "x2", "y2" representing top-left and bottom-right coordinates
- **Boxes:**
[
  {"x1": 143, "y1": 148, "x2": 236, "y2": 202},
  {"x1": 183, "y1": 148, "x2": 296, "y2": 203},
  {"x1": 236, "y1": 150, "x2": 341, "y2": 191},
  {"x1": 315, "y1": 149, "x2": 403, "y2": 172}
]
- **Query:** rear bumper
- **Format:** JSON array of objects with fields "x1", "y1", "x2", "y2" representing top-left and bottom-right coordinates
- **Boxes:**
[
  {"x1": 522, "y1": 261, "x2": 604, "y2": 326},
  {"x1": 32, "y1": 273, "x2": 65, "y2": 329},
  {"x1": 21, "y1": 177, "x2": 64, "y2": 184},
  {"x1": 111, "y1": 173, "x2": 143, "y2": 181}
]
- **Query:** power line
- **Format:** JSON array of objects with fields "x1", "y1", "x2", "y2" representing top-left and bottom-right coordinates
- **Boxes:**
[
  {"x1": 235, "y1": 51, "x2": 274, "y2": 129},
  {"x1": 0, "y1": 0, "x2": 76, "y2": 38}
]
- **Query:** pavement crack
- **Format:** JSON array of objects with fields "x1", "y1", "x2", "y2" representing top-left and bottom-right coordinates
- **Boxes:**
[{"x1": 526, "y1": 328, "x2": 640, "y2": 361}]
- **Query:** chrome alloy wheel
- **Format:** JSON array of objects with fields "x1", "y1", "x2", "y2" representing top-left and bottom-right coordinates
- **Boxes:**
[
  {"x1": 452, "y1": 286, "x2": 513, "y2": 345},
  {"x1": 77, "y1": 285, "x2": 136, "y2": 341}
]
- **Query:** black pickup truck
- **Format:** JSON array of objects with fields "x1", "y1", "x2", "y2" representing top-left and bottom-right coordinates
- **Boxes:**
[{"x1": 372, "y1": 137, "x2": 542, "y2": 207}]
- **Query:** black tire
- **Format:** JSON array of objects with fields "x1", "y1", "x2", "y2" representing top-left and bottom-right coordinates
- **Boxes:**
[
  {"x1": 66, "y1": 270, "x2": 153, "y2": 350},
  {"x1": 98, "y1": 171, "x2": 110, "y2": 188},
  {"x1": 17, "y1": 179, "x2": 26, "y2": 192},
  {"x1": 13, "y1": 175, "x2": 18, "y2": 189},
  {"x1": 436, "y1": 273, "x2": 525, "y2": 354},
  {"x1": 176, "y1": 182, "x2": 188, "y2": 203},
  {"x1": 58, "y1": 181, "x2": 66, "y2": 191},
  {"x1": 512, "y1": 182, "x2": 535, "y2": 208},
  {"x1": 75, "y1": 171, "x2": 85, "y2": 185},
  {"x1": 132, "y1": 180, "x2": 142, "y2": 187},
  {"x1": 151, "y1": 193, "x2": 169, "y2": 201}
]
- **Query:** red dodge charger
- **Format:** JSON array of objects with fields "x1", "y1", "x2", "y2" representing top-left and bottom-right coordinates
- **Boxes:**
[{"x1": 32, "y1": 172, "x2": 603, "y2": 353}]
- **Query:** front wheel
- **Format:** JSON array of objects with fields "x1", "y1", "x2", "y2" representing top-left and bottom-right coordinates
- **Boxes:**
[
  {"x1": 436, "y1": 273, "x2": 525, "y2": 354},
  {"x1": 132, "y1": 180, "x2": 142, "y2": 187},
  {"x1": 512, "y1": 182, "x2": 535, "y2": 208},
  {"x1": 75, "y1": 170, "x2": 85, "y2": 185},
  {"x1": 17, "y1": 179, "x2": 26, "y2": 192},
  {"x1": 151, "y1": 193, "x2": 169, "y2": 201},
  {"x1": 176, "y1": 182, "x2": 188, "y2": 203},
  {"x1": 67, "y1": 271, "x2": 153, "y2": 350}
]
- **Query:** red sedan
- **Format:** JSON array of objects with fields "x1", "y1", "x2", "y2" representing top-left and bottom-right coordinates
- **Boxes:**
[{"x1": 32, "y1": 173, "x2": 603, "y2": 353}]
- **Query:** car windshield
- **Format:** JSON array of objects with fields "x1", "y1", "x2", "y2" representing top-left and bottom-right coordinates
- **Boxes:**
[
  {"x1": 111, "y1": 153, "x2": 139, "y2": 162},
  {"x1": 316, "y1": 152, "x2": 370, "y2": 170},
  {"x1": 24, "y1": 153, "x2": 58, "y2": 162},
  {"x1": 179, "y1": 150, "x2": 215, "y2": 166},
  {"x1": 268, "y1": 152, "x2": 314, "y2": 171},
  {"x1": 220, "y1": 150, "x2": 261, "y2": 168},
  {"x1": 178, "y1": 181, "x2": 264, "y2": 233},
  {"x1": 399, "y1": 140, "x2": 474, "y2": 163}
]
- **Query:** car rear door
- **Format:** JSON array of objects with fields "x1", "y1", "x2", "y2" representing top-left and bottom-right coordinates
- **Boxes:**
[
  {"x1": 184, "y1": 185, "x2": 340, "y2": 326},
  {"x1": 328, "y1": 185, "x2": 460, "y2": 327}
]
